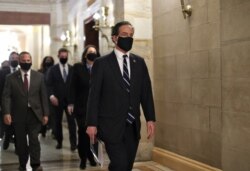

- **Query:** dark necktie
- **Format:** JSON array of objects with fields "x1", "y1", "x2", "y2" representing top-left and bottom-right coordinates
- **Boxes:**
[
  {"x1": 24, "y1": 73, "x2": 28, "y2": 91},
  {"x1": 123, "y1": 55, "x2": 135, "y2": 124},
  {"x1": 123, "y1": 55, "x2": 130, "y2": 93},
  {"x1": 63, "y1": 65, "x2": 67, "y2": 82}
]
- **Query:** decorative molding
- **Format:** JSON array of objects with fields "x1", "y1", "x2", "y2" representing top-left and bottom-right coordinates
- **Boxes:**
[{"x1": 152, "y1": 147, "x2": 222, "y2": 171}]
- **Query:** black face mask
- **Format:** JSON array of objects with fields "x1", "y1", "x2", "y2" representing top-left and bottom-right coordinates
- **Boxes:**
[
  {"x1": 86, "y1": 53, "x2": 98, "y2": 61},
  {"x1": 59, "y1": 58, "x2": 68, "y2": 65},
  {"x1": 10, "y1": 60, "x2": 18, "y2": 68},
  {"x1": 44, "y1": 62, "x2": 53, "y2": 68},
  {"x1": 117, "y1": 37, "x2": 133, "y2": 52},
  {"x1": 20, "y1": 63, "x2": 32, "y2": 71}
]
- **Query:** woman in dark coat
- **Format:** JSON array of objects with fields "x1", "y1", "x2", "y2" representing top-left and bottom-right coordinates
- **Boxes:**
[
  {"x1": 67, "y1": 45, "x2": 100, "y2": 169},
  {"x1": 38, "y1": 56, "x2": 54, "y2": 137}
]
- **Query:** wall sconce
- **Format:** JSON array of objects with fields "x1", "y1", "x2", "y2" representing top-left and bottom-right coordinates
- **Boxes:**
[
  {"x1": 180, "y1": 0, "x2": 192, "y2": 19},
  {"x1": 93, "y1": 6, "x2": 111, "y2": 31},
  {"x1": 92, "y1": 6, "x2": 113, "y2": 48},
  {"x1": 60, "y1": 30, "x2": 72, "y2": 47}
]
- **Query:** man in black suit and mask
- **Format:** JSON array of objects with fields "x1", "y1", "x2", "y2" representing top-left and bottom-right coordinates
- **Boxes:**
[
  {"x1": 0, "y1": 51, "x2": 19, "y2": 150},
  {"x1": 86, "y1": 21, "x2": 156, "y2": 171},
  {"x1": 47, "y1": 48, "x2": 77, "y2": 150}
]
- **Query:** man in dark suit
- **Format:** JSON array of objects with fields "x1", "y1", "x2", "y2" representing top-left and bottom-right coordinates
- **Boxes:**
[
  {"x1": 86, "y1": 21, "x2": 156, "y2": 171},
  {"x1": 0, "y1": 51, "x2": 19, "y2": 150},
  {"x1": 47, "y1": 48, "x2": 77, "y2": 150},
  {"x1": 2, "y1": 51, "x2": 49, "y2": 171}
]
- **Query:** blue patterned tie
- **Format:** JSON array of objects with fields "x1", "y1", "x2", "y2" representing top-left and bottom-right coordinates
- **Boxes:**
[
  {"x1": 63, "y1": 65, "x2": 67, "y2": 82},
  {"x1": 123, "y1": 55, "x2": 135, "y2": 124}
]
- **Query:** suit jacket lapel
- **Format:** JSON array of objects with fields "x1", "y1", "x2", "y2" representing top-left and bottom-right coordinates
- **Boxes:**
[
  {"x1": 29, "y1": 70, "x2": 35, "y2": 93},
  {"x1": 55, "y1": 64, "x2": 64, "y2": 82},
  {"x1": 66, "y1": 64, "x2": 71, "y2": 82},
  {"x1": 129, "y1": 54, "x2": 137, "y2": 92},
  {"x1": 16, "y1": 70, "x2": 26, "y2": 95},
  {"x1": 107, "y1": 52, "x2": 126, "y2": 90}
]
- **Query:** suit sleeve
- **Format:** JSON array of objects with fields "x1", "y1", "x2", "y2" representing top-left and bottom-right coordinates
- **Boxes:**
[
  {"x1": 0, "y1": 69, "x2": 8, "y2": 106},
  {"x1": 46, "y1": 67, "x2": 54, "y2": 97},
  {"x1": 0, "y1": 70, "x2": 4, "y2": 106},
  {"x1": 86, "y1": 59, "x2": 103, "y2": 126},
  {"x1": 1, "y1": 75, "x2": 11, "y2": 115},
  {"x1": 141, "y1": 59, "x2": 156, "y2": 122},
  {"x1": 67, "y1": 65, "x2": 76, "y2": 105},
  {"x1": 40, "y1": 74, "x2": 50, "y2": 116}
]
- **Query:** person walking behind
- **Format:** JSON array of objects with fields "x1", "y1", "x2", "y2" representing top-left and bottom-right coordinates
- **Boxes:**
[
  {"x1": 0, "y1": 52, "x2": 19, "y2": 150},
  {"x1": 2, "y1": 51, "x2": 49, "y2": 171},
  {"x1": 38, "y1": 56, "x2": 55, "y2": 138},
  {"x1": 47, "y1": 48, "x2": 77, "y2": 151},
  {"x1": 68, "y1": 45, "x2": 99, "y2": 169}
]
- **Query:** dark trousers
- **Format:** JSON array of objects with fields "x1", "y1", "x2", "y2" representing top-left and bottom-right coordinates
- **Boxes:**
[
  {"x1": 54, "y1": 105, "x2": 77, "y2": 147},
  {"x1": 48, "y1": 104, "x2": 56, "y2": 135},
  {"x1": 75, "y1": 114, "x2": 95, "y2": 163},
  {"x1": 105, "y1": 123, "x2": 139, "y2": 171},
  {"x1": 40, "y1": 103, "x2": 55, "y2": 136},
  {"x1": 14, "y1": 108, "x2": 41, "y2": 168},
  {"x1": 0, "y1": 110, "x2": 15, "y2": 140},
  {"x1": 0, "y1": 110, "x2": 3, "y2": 138}
]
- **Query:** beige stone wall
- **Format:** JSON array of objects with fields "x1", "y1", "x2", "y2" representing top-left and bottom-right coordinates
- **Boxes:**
[
  {"x1": 152, "y1": 0, "x2": 222, "y2": 168},
  {"x1": 221, "y1": 1, "x2": 250, "y2": 171}
]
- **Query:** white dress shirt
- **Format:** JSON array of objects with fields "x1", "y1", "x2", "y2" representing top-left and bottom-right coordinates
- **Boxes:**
[
  {"x1": 10, "y1": 66, "x2": 19, "y2": 73},
  {"x1": 59, "y1": 62, "x2": 68, "y2": 78},
  {"x1": 114, "y1": 48, "x2": 131, "y2": 78}
]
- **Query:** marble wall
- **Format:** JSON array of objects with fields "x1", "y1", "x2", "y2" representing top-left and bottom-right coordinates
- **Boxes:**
[
  {"x1": 152, "y1": 0, "x2": 222, "y2": 168},
  {"x1": 221, "y1": 1, "x2": 250, "y2": 171},
  {"x1": 153, "y1": 0, "x2": 250, "y2": 170}
]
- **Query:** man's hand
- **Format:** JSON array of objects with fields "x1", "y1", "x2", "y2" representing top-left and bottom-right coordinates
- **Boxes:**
[
  {"x1": 67, "y1": 104, "x2": 74, "y2": 115},
  {"x1": 86, "y1": 126, "x2": 97, "y2": 144},
  {"x1": 50, "y1": 96, "x2": 59, "y2": 106},
  {"x1": 4, "y1": 114, "x2": 12, "y2": 125},
  {"x1": 147, "y1": 121, "x2": 155, "y2": 140},
  {"x1": 43, "y1": 116, "x2": 48, "y2": 125}
]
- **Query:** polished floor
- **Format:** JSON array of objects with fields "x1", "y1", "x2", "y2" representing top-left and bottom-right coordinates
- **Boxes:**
[{"x1": 0, "y1": 127, "x2": 173, "y2": 171}]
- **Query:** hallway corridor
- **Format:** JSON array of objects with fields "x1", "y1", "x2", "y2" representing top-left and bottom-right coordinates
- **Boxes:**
[{"x1": 0, "y1": 128, "x2": 173, "y2": 171}]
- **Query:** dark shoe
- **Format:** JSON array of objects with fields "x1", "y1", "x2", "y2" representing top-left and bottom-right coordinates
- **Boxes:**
[
  {"x1": 79, "y1": 160, "x2": 86, "y2": 170},
  {"x1": 41, "y1": 132, "x2": 46, "y2": 138},
  {"x1": 18, "y1": 165, "x2": 26, "y2": 171},
  {"x1": 3, "y1": 138, "x2": 10, "y2": 150},
  {"x1": 71, "y1": 145, "x2": 77, "y2": 151},
  {"x1": 90, "y1": 160, "x2": 97, "y2": 166},
  {"x1": 56, "y1": 143, "x2": 62, "y2": 149},
  {"x1": 32, "y1": 166, "x2": 43, "y2": 171}
]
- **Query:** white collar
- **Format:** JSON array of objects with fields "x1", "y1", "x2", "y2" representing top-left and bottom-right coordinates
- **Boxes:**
[
  {"x1": 114, "y1": 48, "x2": 130, "y2": 60},
  {"x1": 20, "y1": 69, "x2": 31, "y2": 75}
]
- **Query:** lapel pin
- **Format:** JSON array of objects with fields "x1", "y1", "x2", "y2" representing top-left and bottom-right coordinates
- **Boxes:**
[{"x1": 133, "y1": 59, "x2": 136, "y2": 63}]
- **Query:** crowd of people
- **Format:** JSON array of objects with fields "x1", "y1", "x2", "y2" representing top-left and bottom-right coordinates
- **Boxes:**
[{"x1": 0, "y1": 21, "x2": 156, "y2": 171}]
